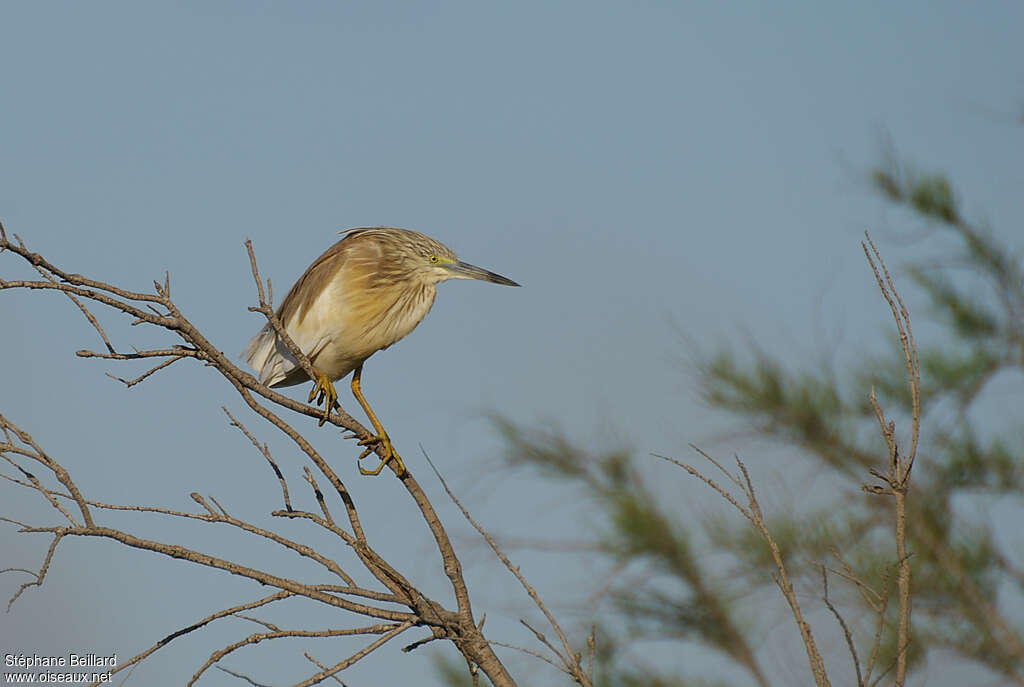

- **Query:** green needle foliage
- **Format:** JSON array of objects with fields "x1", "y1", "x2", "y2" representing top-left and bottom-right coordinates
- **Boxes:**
[
  {"x1": 698, "y1": 152, "x2": 1024, "y2": 682},
  {"x1": 493, "y1": 419, "x2": 767, "y2": 686},
  {"x1": 478, "y1": 138, "x2": 1023, "y2": 686}
]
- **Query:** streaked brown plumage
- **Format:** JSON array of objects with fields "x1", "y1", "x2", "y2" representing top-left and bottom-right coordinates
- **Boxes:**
[{"x1": 244, "y1": 227, "x2": 518, "y2": 476}]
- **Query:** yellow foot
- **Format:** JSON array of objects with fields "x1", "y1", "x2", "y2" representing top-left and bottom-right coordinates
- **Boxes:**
[
  {"x1": 357, "y1": 433, "x2": 407, "y2": 477},
  {"x1": 306, "y1": 369, "x2": 339, "y2": 426}
]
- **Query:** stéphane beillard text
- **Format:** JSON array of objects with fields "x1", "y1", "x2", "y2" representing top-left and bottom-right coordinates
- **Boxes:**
[{"x1": 5, "y1": 654, "x2": 118, "y2": 668}]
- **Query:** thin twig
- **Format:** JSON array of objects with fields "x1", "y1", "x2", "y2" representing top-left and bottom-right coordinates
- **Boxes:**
[
  {"x1": 303, "y1": 653, "x2": 347, "y2": 686},
  {"x1": 5, "y1": 533, "x2": 61, "y2": 610},
  {"x1": 105, "y1": 355, "x2": 188, "y2": 387},
  {"x1": 666, "y1": 447, "x2": 831, "y2": 687},
  {"x1": 822, "y1": 565, "x2": 864, "y2": 687},
  {"x1": 288, "y1": 621, "x2": 415, "y2": 687},
  {"x1": 214, "y1": 665, "x2": 272, "y2": 687},
  {"x1": 862, "y1": 232, "x2": 920, "y2": 687},
  {"x1": 424, "y1": 447, "x2": 590, "y2": 686},
  {"x1": 223, "y1": 407, "x2": 293, "y2": 511},
  {"x1": 187, "y1": 623, "x2": 407, "y2": 687},
  {"x1": 90, "y1": 591, "x2": 295, "y2": 683},
  {"x1": 1, "y1": 231, "x2": 519, "y2": 687}
]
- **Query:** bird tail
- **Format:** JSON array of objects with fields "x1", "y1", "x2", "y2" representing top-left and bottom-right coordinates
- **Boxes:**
[{"x1": 242, "y1": 325, "x2": 296, "y2": 388}]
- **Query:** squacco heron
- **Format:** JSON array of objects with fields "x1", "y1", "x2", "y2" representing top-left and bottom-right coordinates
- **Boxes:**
[{"x1": 244, "y1": 227, "x2": 519, "y2": 476}]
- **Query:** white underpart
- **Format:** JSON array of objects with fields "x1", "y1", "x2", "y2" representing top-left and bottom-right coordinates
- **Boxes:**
[{"x1": 243, "y1": 266, "x2": 438, "y2": 389}]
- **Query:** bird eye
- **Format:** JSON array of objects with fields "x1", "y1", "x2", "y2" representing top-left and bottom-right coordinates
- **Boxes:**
[{"x1": 429, "y1": 255, "x2": 440, "y2": 264}]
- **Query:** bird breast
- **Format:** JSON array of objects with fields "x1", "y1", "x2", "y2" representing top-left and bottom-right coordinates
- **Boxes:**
[{"x1": 293, "y1": 267, "x2": 438, "y2": 380}]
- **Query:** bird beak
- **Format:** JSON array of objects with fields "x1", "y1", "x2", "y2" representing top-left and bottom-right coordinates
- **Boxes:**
[{"x1": 446, "y1": 260, "x2": 520, "y2": 287}]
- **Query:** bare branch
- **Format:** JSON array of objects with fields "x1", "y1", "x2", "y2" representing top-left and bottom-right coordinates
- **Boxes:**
[
  {"x1": 655, "y1": 449, "x2": 756, "y2": 525},
  {"x1": 424, "y1": 448, "x2": 590, "y2": 686},
  {"x1": 103, "y1": 591, "x2": 295, "y2": 681},
  {"x1": 1, "y1": 231, "x2": 520, "y2": 687},
  {"x1": 214, "y1": 665, "x2": 273, "y2": 687},
  {"x1": 665, "y1": 446, "x2": 831, "y2": 687},
  {"x1": 223, "y1": 407, "x2": 293, "y2": 512},
  {"x1": 302, "y1": 653, "x2": 348, "y2": 686},
  {"x1": 491, "y1": 638, "x2": 566, "y2": 673},
  {"x1": 822, "y1": 566, "x2": 864, "y2": 687},
  {"x1": 862, "y1": 232, "x2": 921, "y2": 686},
  {"x1": 0, "y1": 230, "x2": 169, "y2": 306},
  {"x1": 245, "y1": 239, "x2": 320, "y2": 394},
  {"x1": 106, "y1": 355, "x2": 189, "y2": 387},
  {"x1": 24, "y1": 255, "x2": 117, "y2": 354},
  {"x1": 303, "y1": 466, "x2": 333, "y2": 524},
  {"x1": 288, "y1": 621, "x2": 415, "y2": 687},
  {"x1": 0, "y1": 415, "x2": 92, "y2": 527},
  {"x1": 186, "y1": 623, "x2": 409, "y2": 687},
  {"x1": 5, "y1": 533, "x2": 62, "y2": 610}
]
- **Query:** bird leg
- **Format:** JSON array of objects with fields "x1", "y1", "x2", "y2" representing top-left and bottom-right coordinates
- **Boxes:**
[
  {"x1": 307, "y1": 368, "x2": 339, "y2": 427},
  {"x1": 350, "y1": 364, "x2": 406, "y2": 477}
]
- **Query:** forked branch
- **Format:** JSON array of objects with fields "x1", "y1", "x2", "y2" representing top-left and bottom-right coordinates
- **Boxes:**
[
  {"x1": 0, "y1": 224, "x2": 518, "y2": 686},
  {"x1": 861, "y1": 232, "x2": 920, "y2": 687},
  {"x1": 656, "y1": 449, "x2": 831, "y2": 687},
  {"x1": 425, "y1": 449, "x2": 595, "y2": 686}
]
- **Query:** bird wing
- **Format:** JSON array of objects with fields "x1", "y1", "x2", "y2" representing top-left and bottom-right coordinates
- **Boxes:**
[
  {"x1": 242, "y1": 229, "x2": 432, "y2": 387},
  {"x1": 242, "y1": 238, "x2": 354, "y2": 387}
]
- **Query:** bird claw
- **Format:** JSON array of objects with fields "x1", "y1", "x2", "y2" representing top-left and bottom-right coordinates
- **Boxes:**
[
  {"x1": 356, "y1": 434, "x2": 383, "y2": 448},
  {"x1": 356, "y1": 433, "x2": 406, "y2": 477},
  {"x1": 307, "y1": 370, "x2": 339, "y2": 427}
]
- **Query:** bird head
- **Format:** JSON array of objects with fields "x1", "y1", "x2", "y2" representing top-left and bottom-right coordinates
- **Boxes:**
[
  {"x1": 425, "y1": 251, "x2": 519, "y2": 287},
  {"x1": 339, "y1": 227, "x2": 520, "y2": 289},
  {"x1": 395, "y1": 229, "x2": 520, "y2": 287}
]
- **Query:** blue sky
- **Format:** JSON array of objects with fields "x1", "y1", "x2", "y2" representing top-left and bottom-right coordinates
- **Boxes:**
[{"x1": 2, "y1": 2, "x2": 1022, "y2": 685}]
